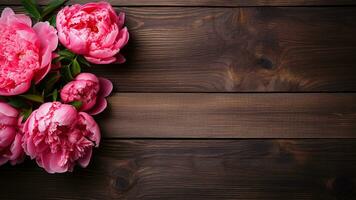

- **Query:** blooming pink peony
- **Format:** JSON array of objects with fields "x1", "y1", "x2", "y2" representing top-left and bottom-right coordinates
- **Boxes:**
[
  {"x1": 56, "y1": 2, "x2": 129, "y2": 64},
  {"x1": 0, "y1": 102, "x2": 25, "y2": 165},
  {"x1": 22, "y1": 102, "x2": 100, "y2": 173},
  {"x1": 60, "y1": 73, "x2": 113, "y2": 115},
  {"x1": 0, "y1": 8, "x2": 58, "y2": 96}
]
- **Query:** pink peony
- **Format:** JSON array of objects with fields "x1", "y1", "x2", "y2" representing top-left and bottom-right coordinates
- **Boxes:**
[
  {"x1": 60, "y1": 73, "x2": 113, "y2": 115},
  {"x1": 22, "y1": 102, "x2": 100, "y2": 173},
  {"x1": 0, "y1": 8, "x2": 58, "y2": 96},
  {"x1": 0, "y1": 102, "x2": 25, "y2": 165},
  {"x1": 56, "y1": 2, "x2": 129, "y2": 64}
]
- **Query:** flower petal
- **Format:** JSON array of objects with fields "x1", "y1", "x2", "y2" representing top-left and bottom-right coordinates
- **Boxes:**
[
  {"x1": 33, "y1": 22, "x2": 58, "y2": 69},
  {"x1": 117, "y1": 12, "x2": 125, "y2": 28},
  {"x1": 84, "y1": 56, "x2": 116, "y2": 64},
  {"x1": 1, "y1": 7, "x2": 14, "y2": 19},
  {"x1": 98, "y1": 78, "x2": 113, "y2": 97},
  {"x1": 77, "y1": 148, "x2": 92, "y2": 167},
  {"x1": 0, "y1": 102, "x2": 18, "y2": 118},
  {"x1": 33, "y1": 22, "x2": 58, "y2": 52},
  {"x1": 115, "y1": 53, "x2": 126, "y2": 64},
  {"x1": 79, "y1": 112, "x2": 100, "y2": 146},
  {"x1": 114, "y1": 27, "x2": 129, "y2": 50},
  {"x1": 68, "y1": 33, "x2": 88, "y2": 54},
  {"x1": 87, "y1": 98, "x2": 107, "y2": 116},
  {"x1": 0, "y1": 127, "x2": 16, "y2": 148},
  {"x1": 0, "y1": 80, "x2": 32, "y2": 96}
]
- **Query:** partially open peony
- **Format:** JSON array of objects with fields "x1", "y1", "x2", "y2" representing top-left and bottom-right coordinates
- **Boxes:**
[
  {"x1": 60, "y1": 73, "x2": 113, "y2": 115},
  {"x1": 56, "y1": 1, "x2": 129, "y2": 64},
  {"x1": 0, "y1": 8, "x2": 58, "y2": 96},
  {"x1": 0, "y1": 102, "x2": 25, "y2": 166},
  {"x1": 22, "y1": 102, "x2": 100, "y2": 173}
]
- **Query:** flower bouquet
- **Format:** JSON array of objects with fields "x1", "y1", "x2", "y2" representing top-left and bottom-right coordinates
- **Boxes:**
[{"x1": 0, "y1": 0, "x2": 129, "y2": 173}]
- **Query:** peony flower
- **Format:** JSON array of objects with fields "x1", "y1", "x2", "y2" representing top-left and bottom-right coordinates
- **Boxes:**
[
  {"x1": 56, "y1": 2, "x2": 129, "y2": 64},
  {"x1": 60, "y1": 73, "x2": 113, "y2": 115},
  {"x1": 22, "y1": 102, "x2": 100, "y2": 173},
  {"x1": 0, "y1": 8, "x2": 58, "y2": 96},
  {"x1": 0, "y1": 102, "x2": 25, "y2": 166}
]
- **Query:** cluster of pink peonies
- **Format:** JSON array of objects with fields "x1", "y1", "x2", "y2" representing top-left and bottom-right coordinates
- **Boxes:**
[{"x1": 0, "y1": 1, "x2": 128, "y2": 173}]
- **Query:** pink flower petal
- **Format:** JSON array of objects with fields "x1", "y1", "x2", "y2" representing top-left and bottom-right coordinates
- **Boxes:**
[
  {"x1": 115, "y1": 53, "x2": 126, "y2": 64},
  {"x1": 101, "y1": 25, "x2": 118, "y2": 48},
  {"x1": 75, "y1": 73, "x2": 99, "y2": 83},
  {"x1": 114, "y1": 27, "x2": 129, "y2": 50},
  {"x1": 89, "y1": 48, "x2": 118, "y2": 59},
  {"x1": 13, "y1": 14, "x2": 32, "y2": 27},
  {"x1": 33, "y1": 22, "x2": 58, "y2": 70},
  {"x1": 99, "y1": 78, "x2": 113, "y2": 97},
  {"x1": 0, "y1": 7, "x2": 14, "y2": 20},
  {"x1": 52, "y1": 104, "x2": 77, "y2": 126},
  {"x1": 0, "y1": 80, "x2": 32, "y2": 96},
  {"x1": 0, "y1": 102, "x2": 19, "y2": 117},
  {"x1": 87, "y1": 98, "x2": 107, "y2": 116},
  {"x1": 117, "y1": 12, "x2": 125, "y2": 28},
  {"x1": 84, "y1": 56, "x2": 116, "y2": 64},
  {"x1": 0, "y1": 116, "x2": 18, "y2": 126},
  {"x1": 79, "y1": 112, "x2": 100, "y2": 146},
  {"x1": 68, "y1": 33, "x2": 88, "y2": 54},
  {"x1": 1, "y1": 7, "x2": 14, "y2": 16},
  {"x1": 2, "y1": 9, "x2": 32, "y2": 27},
  {"x1": 0, "y1": 127, "x2": 16, "y2": 148},
  {"x1": 77, "y1": 148, "x2": 92, "y2": 167},
  {"x1": 39, "y1": 151, "x2": 55, "y2": 173},
  {"x1": 49, "y1": 151, "x2": 69, "y2": 173},
  {"x1": 33, "y1": 22, "x2": 58, "y2": 52},
  {"x1": 9, "y1": 134, "x2": 25, "y2": 165}
]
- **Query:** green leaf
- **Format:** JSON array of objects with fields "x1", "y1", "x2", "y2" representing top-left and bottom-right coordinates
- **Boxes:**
[
  {"x1": 53, "y1": 55, "x2": 69, "y2": 64},
  {"x1": 77, "y1": 56, "x2": 91, "y2": 67},
  {"x1": 7, "y1": 97, "x2": 29, "y2": 109},
  {"x1": 71, "y1": 59, "x2": 81, "y2": 76},
  {"x1": 42, "y1": 0, "x2": 67, "y2": 19},
  {"x1": 44, "y1": 73, "x2": 60, "y2": 93},
  {"x1": 52, "y1": 89, "x2": 58, "y2": 101},
  {"x1": 61, "y1": 65, "x2": 73, "y2": 82},
  {"x1": 20, "y1": 94, "x2": 44, "y2": 103},
  {"x1": 70, "y1": 101, "x2": 83, "y2": 110},
  {"x1": 21, "y1": 0, "x2": 42, "y2": 20},
  {"x1": 21, "y1": 107, "x2": 33, "y2": 122},
  {"x1": 58, "y1": 49, "x2": 75, "y2": 59},
  {"x1": 49, "y1": 15, "x2": 57, "y2": 27}
]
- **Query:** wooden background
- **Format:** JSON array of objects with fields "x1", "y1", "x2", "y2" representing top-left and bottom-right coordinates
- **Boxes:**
[{"x1": 1, "y1": 0, "x2": 356, "y2": 199}]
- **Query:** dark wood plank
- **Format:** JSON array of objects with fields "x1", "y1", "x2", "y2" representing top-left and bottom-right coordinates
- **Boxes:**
[
  {"x1": 2, "y1": 7, "x2": 356, "y2": 92},
  {"x1": 4, "y1": 0, "x2": 356, "y2": 6},
  {"x1": 76, "y1": 7, "x2": 356, "y2": 92},
  {"x1": 1, "y1": 140, "x2": 355, "y2": 199},
  {"x1": 97, "y1": 93, "x2": 356, "y2": 138}
]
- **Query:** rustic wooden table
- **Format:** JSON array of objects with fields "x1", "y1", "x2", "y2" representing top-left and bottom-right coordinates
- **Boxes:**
[{"x1": 1, "y1": 0, "x2": 356, "y2": 199}]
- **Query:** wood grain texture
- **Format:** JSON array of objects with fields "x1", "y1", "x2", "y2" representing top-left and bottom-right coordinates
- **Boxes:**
[
  {"x1": 97, "y1": 93, "x2": 356, "y2": 138},
  {"x1": 2, "y1": 6, "x2": 356, "y2": 92},
  {"x1": 83, "y1": 7, "x2": 356, "y2": 92},
  {"x1": 1, "y1": 140, "x2": 355, "y2": 200},
  {"x1": 4, "y1": 0, "x2": 356, "y2": 6}
]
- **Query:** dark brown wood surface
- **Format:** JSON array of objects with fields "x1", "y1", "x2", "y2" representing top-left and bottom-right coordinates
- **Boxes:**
[
  {"x1": 99, "y1": 93, "x2": 356, "y2": 138},
  {"x1": 1, "y1": 140, "x2": 355, "y2": 200},
  {"x1": 1, "y1": 0, "x2": 356, "y2": 199},
  {"x1": 5, "y1": 0, "x2": 356, "y2": 6},
  {"x1": 94, "y1": 7, "x2": 356, "y2": 92}
]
